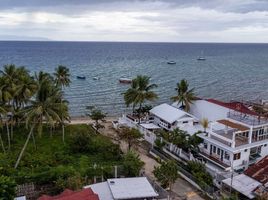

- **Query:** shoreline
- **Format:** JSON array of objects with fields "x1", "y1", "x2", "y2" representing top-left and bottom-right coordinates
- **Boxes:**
[{"x1": 69, "y1": 116, "x2": 118, "y2": 124}]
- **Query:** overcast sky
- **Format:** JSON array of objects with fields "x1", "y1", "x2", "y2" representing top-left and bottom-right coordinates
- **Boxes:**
[{"x1": 0, "y1": 0, "x2": 268, "y2": 42}]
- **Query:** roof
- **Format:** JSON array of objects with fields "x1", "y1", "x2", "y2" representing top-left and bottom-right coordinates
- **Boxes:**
[
  {"x1": 222, "y1": 174, "x2": 261, "y2": 199},
  {"x1": 140, "y1": 123, "x2": 161, "y2": 129},
  {"x1": 38, "y1": 188, "x2": 99, "y2": 200},
  {"x1": 86, "y1": 182, "x2": 113, "y2": 200},
  {"x1": 150, "y1": 103, "x2": 193, "y2": 124},
  {"x1": 14, "y1": 196, "x2": 26, "y2": 200},
  {"x1": 206, "y1": 99, "x2": 258, "y2": 116},
  {"x1": 217, "y1": 119, "x2": 249, "y2": 131},
  {"x1": 245, "y1": 156, "x2": 268, "y2": 184},
  {"x1": 108, "y1": 177, "x2": 158, "y2": 200},
  {"x1": 84, "y1": 177, "x2": 158, "y2": 200}
]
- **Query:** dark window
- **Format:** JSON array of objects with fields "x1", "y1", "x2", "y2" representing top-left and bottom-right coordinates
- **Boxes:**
[
  {"x1": 224, "y1": 152, "x2": 230, "y2": 160},
  {"x1": 182, "y1": 121, "x2": 188, "y2": 124},
  {"x1": 217, "y1": 148, "x2": 220, "y2": 155},
  {"x1": 213, "y1": 146, "x2": 216, "y2": 153},
  {"x1": 204, "y1": 143, "x2": 208, "y2": 149},
  {"x1": 234, "y1": 153, "x2": 241, "y2": 160}
]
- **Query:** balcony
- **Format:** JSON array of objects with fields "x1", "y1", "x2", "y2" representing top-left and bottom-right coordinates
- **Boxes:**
[{"x1": 199, "y1": 151, "x2": 231, "y2": 169}]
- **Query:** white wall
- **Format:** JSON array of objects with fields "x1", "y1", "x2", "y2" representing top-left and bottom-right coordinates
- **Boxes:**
[
  {"x1": 260, "y1": 144, "x2": 268, "y2": 157},
  {"x1": 232, "y1": 149, "x2": 250, "y2": 169},
  {"x1": 189, "y1": 100, "x2": 229, "y2": 121}
]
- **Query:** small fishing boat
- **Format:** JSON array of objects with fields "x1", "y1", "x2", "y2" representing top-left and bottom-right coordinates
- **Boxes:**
[
  {"x1": 197, "y1": 51, "x2": 206, "y2": 61},
  {"x1": 119, "y1": 77, "x2": 132, "y2": 84},
  {"x1": 77, "y1": 76, "x2": 86, "y2": 80},
  {"x1": 167, "y1": 61, "x2": 176, "y2": 64},
  {"x1": 197, "y1": 57, "x2": 206, "y2": 61},
  {"x1": 93, "y1": 76, "x2": 100, "y2": 80}
]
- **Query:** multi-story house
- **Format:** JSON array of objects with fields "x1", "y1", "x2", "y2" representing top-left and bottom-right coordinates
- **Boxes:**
[{"x1": 190, "y1": 99, "x2": 268, "y2": 171}]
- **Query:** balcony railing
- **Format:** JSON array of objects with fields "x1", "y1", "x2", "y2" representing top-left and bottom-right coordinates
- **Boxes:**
[{"x1": 228, "y1": 111, "x2": 268, "y2": 126}]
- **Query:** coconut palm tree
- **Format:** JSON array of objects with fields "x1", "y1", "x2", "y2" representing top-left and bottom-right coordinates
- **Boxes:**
[
  {"x1": 14, "y1": 74, "x2": 66, "y2": 168},
  {"x1": 0, "y1": 104, "x2": 6, "y2": 153},
  {"x1": 200, "y1": 118, "x2": 209, "y2": 132},
  {"x1": 171, "y1": 79, "x2": 196, "y2": 112},
  {"x1": 54, "y1": 65, "x2": 71, "y2": 143},
  {"x1": 123, "y1": 75, "x2": 158, "y2": 123}
]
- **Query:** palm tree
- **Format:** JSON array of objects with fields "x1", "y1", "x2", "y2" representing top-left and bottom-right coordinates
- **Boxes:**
[
  {"x1": 0, "y1": 104, "x2": 6, "y2": 153},
  {"x1": 54, "y1": 65, "x2": 71, "y2": 143},
  {"x1": 123, "y1": 75, "x2": 158, "y2": 123},
  {"x1": 14, "y1": 73, "x2": 65, "y2": 168},
  {"x1": 171, "y1": 79, "x2": 196, "y2": 112},
  {"x1": 200, "y1": 118, "x2": 209, "y2": 132}
]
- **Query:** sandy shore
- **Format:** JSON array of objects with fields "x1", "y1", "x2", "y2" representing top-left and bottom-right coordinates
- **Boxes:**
[{"x1": 69, "y1": 116, "x2": 118, "y2": 124}]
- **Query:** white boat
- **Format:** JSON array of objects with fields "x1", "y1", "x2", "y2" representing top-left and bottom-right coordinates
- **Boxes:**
[
  {"x1": 197, "y1": 51, "x2": 206, "y2": 61},
  {"x1": 119, "y1": 77, "x2": 132, "y2": 84},
  {"x1": 93, "y1": 76, "x2": 100, "y2": 80},
  {"x1": 197, "y1": 57, "x2": 206, "y2": 61},
  {"x1": 167, "y1": 61, "x2": 176, "y2": 64}
]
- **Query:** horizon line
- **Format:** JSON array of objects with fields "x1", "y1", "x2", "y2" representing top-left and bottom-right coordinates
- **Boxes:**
[{"x1": 0, "y1": 40, "x2": 268, "y2": 44}]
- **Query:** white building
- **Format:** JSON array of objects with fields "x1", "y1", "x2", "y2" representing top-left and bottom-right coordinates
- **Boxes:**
[
  {"x1": 189, "y1": 99, "x2": 268, "y2": 171},
  {"x1": 84, "y1": 177, "x2": 162, "y2": 200},
  {"x1": 115, "y1": 103, "x2": 201, "y2": 145}
]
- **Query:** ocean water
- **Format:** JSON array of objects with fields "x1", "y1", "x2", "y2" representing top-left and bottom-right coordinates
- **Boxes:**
[{"x1": 0, "y1": 41, "x2": 268, "y2": 117}]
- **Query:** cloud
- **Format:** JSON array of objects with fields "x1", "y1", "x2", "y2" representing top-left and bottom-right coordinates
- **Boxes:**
[{"x1": 0, "y1": 0, "x2": 268, "y2": 42}]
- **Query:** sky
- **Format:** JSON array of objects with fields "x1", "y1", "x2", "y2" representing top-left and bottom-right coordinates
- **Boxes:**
[{"x1": 0, "y1": 0, "x2": 268, "y2": 42}]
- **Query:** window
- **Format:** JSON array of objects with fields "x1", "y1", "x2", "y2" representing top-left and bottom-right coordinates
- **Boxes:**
[
  {"x1": 217, "y1": 148, "x2": 221, "y2": 155},
  {"x1": 234, "y1": 153, "x2": 241, "y2": 160},
  {"x1": 244, "y1": 149, "x2": 248, "y2": 152},
  {"x1": 224, "y1": 152, "x2": 230, "y2": 160},
  {"x1": 204, "y1": 143, "x2": 208, "y2": 149},
  {"x1": 213, "y1": 146, "x2": 216, "y2": 153},
  {"x1": 182, "y1": 121, "x2": 188, "y2": 124},
  {"x1": 264, "y1": 144, "x2": 267, "y2": 147}
]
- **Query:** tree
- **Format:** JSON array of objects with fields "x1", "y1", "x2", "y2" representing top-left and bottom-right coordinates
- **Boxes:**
[
  {"x1": 171, "y1": 79, "x2": 196, "y2": 112},
  {"x1": 123, "y1": 151, "x2": 144, "y2": 177},
  {"x1": 118, "y1": 127, "x2": 142, "y2": 151},
  {"x1": 14, "y1": 72, "x2": 66, "y2": 168},
  {"x1": 54, "y1": 65, "x2": 71, "y2": 143},
  {"x1": 123, "y1": 75, "x2": 158, "y2": 123},
  {"x1": 153, "y1": 160, "x2": 179, "y2": 191},
  {"x1": 200, "y1": 118, "x2": 209, "y2": 132},
  {"x1": 86, "y1": 106, "x2": 106, "y2": 133},
  {"x1": 0, "y1": 175, "x2": 16, "y2": 200}
]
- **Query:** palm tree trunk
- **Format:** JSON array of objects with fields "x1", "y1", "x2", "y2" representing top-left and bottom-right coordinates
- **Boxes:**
[
  {"x1": 14, "y1": 126, "x2": 34, "y2": 169},
  {"x1": 62, "y1": 124, "x2": 65, "y2": 143},
  {"x1": 6, "y1": 122, "x2": 10, "y2": 150},
  {"x1": 32, "y1": 131, "x2": 36, "y2": 150},
  {"x1": 0, "y1": 132, "x2": 5, "y2": 153},
  {"x1": 11, "y1": 120, "x2": 13, "y2": 140},
  {"x1": 138, "y1": 103, "x2": 142, "y2": 124}
]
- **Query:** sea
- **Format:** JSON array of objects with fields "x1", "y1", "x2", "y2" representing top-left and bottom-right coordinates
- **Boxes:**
[{"x1": 0, "y1": 41, "x2": 268, "y2": 117}]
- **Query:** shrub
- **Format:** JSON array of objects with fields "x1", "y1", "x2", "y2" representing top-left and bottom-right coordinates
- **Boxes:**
[
  {"x1": 69, "y1": 131, "x2": 92, "y2": 153},
  {"x1": 0, "y1": 175, "x2": 16, "y2": 200},
  {"x1": 123, "y1": 151, "x2": 144, "y2": 177}
]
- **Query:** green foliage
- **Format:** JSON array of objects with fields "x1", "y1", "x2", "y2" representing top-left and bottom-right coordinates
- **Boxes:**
[
  {"x1": 0, "y1": 175, "x2": 16, "y2": 200},
  {"x1": 123, "y1": 75, "x2": 158, "y2": 121},
  {"x1": 0, "y1": 124, "x2": 123, "y2": 194},
  {"x1": 118, "y1": 127, "x2": 142, "y2": 150},
  {"x1": 122, "y1": 151, "x2": 144, "y2": 177},
  {"x1": 154, "y1": 138, "x2": 166, "y2": 150},
  {"x1": 171, "y1": 79, "x2": 196, "y2": 112},
  {"x1": 153, "y1": 160, "x2": 179, "y2": 189},
  {"x1": 187, "y1": 161, "x2": 213, "y2": 187},
  {"x1": 69, "y1": 131, "x2": 92, "y2": 153},
  {"x1": 86, "y1": 106, "x2": 106, "y2": 132}
]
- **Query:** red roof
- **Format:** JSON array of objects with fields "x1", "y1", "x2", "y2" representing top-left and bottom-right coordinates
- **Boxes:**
[
  {"x1": 38, "y1": 188, "x2": 99, "y2": 200},
  {"x1": 206, "y1": 99, "x2": 258, "y2": 116},
  {"x1": 244, "y1": 156, "x2": 268, "y2": 184}
]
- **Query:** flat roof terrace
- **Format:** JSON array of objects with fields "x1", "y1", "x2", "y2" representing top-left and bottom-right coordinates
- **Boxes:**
[{"x1": 228, "y1": 112, "x2": 268, "y2": 126}]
